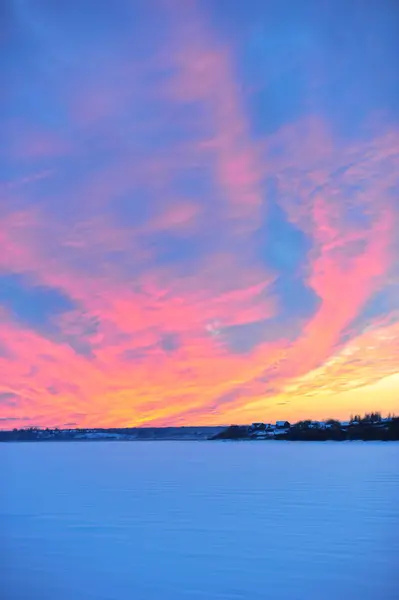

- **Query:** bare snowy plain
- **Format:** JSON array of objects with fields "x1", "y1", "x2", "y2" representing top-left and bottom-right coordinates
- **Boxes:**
[{"x1": 1, "y1": 441, "x2": 398, "y2": 600}]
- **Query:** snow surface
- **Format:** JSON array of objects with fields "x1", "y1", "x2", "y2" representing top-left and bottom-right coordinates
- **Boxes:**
[{"x1": 1, "y1": 441, "x2": 399, "y2": 600}]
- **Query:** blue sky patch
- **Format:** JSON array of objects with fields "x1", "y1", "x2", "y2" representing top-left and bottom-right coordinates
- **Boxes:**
[{"x1": 0, "y1": 273, "x2": 76, "y2": 334}]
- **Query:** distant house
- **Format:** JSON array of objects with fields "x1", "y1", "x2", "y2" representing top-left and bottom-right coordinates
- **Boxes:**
[
  {"x1": 274, "y1": 421, "x2": 290, "y2": 437},
  {"x1": 249, "y1": 421, "x2": 278, "y2": 438},
  {"x1": 250, "y1": 422, "x2": 266, "y2": 431}
]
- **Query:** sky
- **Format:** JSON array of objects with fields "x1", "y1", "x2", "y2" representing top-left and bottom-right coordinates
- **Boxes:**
[{"x1": 1, "y1": 0, "x2": 398, "y2": 429}]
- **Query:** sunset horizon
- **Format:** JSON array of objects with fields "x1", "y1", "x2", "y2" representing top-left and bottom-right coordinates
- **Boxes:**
[{"x1": 2, "y1": 411, "x2": 397, "y2": 432}]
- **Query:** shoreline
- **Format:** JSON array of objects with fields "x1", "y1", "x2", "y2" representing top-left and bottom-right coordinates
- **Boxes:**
[{"x1": 2, "y1": 416, "x2": 398, "y2": 443}]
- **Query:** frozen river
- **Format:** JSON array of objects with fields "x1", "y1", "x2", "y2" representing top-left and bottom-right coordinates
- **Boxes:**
[{"x1": 1, "y1": 441, "x2": 398, "y2": 600}]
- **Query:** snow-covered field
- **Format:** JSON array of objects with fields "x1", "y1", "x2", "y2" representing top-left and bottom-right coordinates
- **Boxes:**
[{"x1": 1, "y1": 441, "x2": 398, "y2": 600}]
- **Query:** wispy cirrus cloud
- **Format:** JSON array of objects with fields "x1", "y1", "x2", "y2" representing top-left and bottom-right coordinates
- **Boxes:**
[{"x1": 1, "y1": 0, "x2": 398, "y2": 428}]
